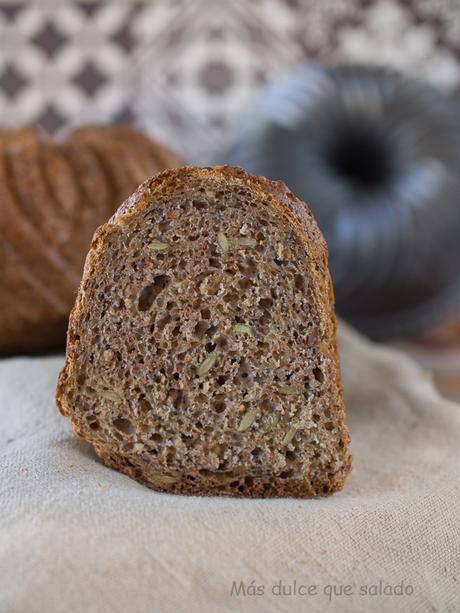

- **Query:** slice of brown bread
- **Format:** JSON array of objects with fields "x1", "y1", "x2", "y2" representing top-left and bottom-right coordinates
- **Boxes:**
[{"x1": 56, "y1": 166, "x2": 351, "y2": 498}]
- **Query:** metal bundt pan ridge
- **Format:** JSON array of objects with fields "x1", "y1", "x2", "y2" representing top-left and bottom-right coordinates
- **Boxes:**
[{"x1": 223, "y1": 64, "x2": 460, "y2": 340}]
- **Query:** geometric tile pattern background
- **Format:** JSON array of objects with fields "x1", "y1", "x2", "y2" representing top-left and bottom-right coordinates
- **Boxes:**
[{"x1": 1, "y1": 0, "x2": 460, "y2": 162}]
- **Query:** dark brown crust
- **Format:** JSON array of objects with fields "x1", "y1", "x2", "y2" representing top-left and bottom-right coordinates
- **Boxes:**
[
  {"x1": 0, "y1": 125, "x2": 182, "y2": 356},
  {"x1": 57, "y1": 165, "x2": 352, "y2": 498}
]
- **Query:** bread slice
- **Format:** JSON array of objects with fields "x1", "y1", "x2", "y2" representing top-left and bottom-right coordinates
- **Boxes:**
[{"x1": 57, "y1": 166, "x2": 351, "y2": 497}]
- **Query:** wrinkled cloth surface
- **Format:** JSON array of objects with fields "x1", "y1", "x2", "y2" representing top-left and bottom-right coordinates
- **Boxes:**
[{"x1": 0, "y1": 324, "x2": 459, "y2": 613}]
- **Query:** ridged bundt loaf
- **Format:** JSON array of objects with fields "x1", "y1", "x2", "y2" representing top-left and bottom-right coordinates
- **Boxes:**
[
  {"x1": 56, "y1": 166, "x2": 351, "y2": 498},
  {"x1": 0, "y1": 125, "x2": 181, "y2": 355}
]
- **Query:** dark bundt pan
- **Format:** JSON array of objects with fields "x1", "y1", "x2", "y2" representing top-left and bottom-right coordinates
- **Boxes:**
[{"x1": 224, "y1": 64, "x2": 460, "y2": 340}]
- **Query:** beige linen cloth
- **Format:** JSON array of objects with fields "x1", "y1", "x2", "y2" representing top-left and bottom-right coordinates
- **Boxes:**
[{"x1": 0, "y1": 324, "x2": 459, "y2": 613}]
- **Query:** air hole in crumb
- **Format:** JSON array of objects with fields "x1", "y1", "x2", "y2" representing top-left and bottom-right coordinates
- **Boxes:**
[
  {"x1": 174, "y1": 390, "x2": 186, "y2": 409},
  {"x1": 138, "y1": 275, "x2": 170, "y2": 311},
  {"x1": 238, "y1": 278, "x2": 253, "y2": 290},
  {"x1": 166, "y1": 448, "x2": 176, "y2": 462},
  {"x1": 280, "y1": 470, "x2": 293, "y2": 479},
  {"x1": 313, "y1": 367, "x2": 324, "y2": 383},
  {"x1": 206, "y1": 325, "x2": 217, "y2": 337},
  {"x1": 192, "y1": 199, "x2": 207, "y2": 210},
  {"x1": 194, "y1": 320, "x2": 209, "y2": 338},
  {"x1": 113, "y1": 418, "x2": 135, "y2": 435},
  {"x1": 245, "y1": 258, "x2": 257, "y2": 275},
  {"x1": 215, "y1": 335, "x2": 228, "y2": 349},
  {"x1": 205, "y1": 341, "x2": 216, "y2": 352},
  {"x1": 294, "y1": 274, "x2": 305, "y2": 291},
  {"x1": 157, "y1": 314, "x2": 171, "y2": 331},
  {"x1": 223, "y1": 291, "x2": 239, "y2": 304},
  {"x1": 167, "y1": 389, "x2": 184, "y2": 409},
  {"x1": 150, "y1": 433, "x2": 162, "y2": 443},
  {"x1": 259, "y1": 312, "x2": 271, "y2": 326},
  {"x1": 213, "y1": 400, "x2": 226, "y2": 413},
  {"x1": 259, "y1": 297, "x2": 273, "y2": 310},
  {"x1": 260, "y1": 399, "x2": 273, "y2": 412},
  {"x1": 234, "y1": 358, "x2": 251, "y2": 383},
  {"x1": 312, "y1": 414, "x2": 320, "y2": 422},
  {"x1": 138, "y1": 398, "x2": 153, "y2": 414},
  {"x1": 217, "y1": 375, "x2": 227, "y2": 386},
  {"x1": 325, "y1": 421, "x2": 334, "y2": 431},
  {"x1": 200, "y1": 308, "x2": 211, "y2": 319}
]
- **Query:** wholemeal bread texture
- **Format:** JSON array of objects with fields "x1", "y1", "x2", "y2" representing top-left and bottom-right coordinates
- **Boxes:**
[
  {"x1": 56, "y1": 166, "x2": 351, "y2": 497},
  {"x1": 0, "y1": 124, "x2": 181, "y2": 355}
]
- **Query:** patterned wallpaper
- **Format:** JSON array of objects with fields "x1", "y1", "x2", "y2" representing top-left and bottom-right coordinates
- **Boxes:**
[{"x1": 1, "y1": 0, "x2": 460, "y2": 162}]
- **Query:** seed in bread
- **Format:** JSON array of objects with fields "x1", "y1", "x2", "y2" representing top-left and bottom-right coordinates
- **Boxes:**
[{"x1": 56, "y1": 166, "x2": 351, "y2": 498}]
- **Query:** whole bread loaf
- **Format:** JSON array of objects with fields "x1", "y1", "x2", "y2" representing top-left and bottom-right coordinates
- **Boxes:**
[
  {"x1": 56, "y1": 166, "x2": 351, "y2": 497},
  {"x1": 0, "y1": 125, "x2": 181, "y2": 355}
]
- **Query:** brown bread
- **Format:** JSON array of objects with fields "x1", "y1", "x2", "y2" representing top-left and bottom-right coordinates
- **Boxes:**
[
  {"x1": 56, "y1": 166, "x2": 351, "y2": 498},
  {"x1": 0, "y1": 125, "x2": 181, "y2": 355}
]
